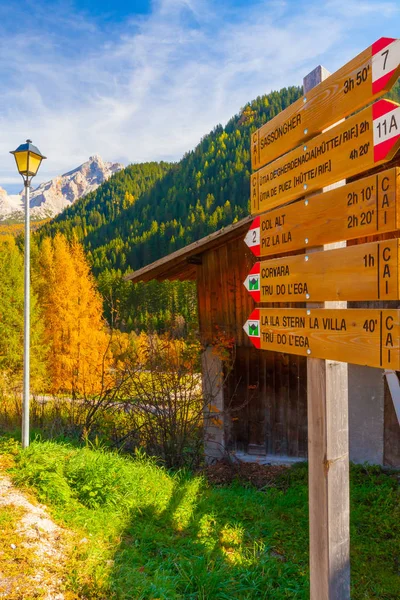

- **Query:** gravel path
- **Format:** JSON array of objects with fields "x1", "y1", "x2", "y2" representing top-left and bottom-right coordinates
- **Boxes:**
[{"x1": 0, "y1": 474, "x2": 68, "y2": 599}]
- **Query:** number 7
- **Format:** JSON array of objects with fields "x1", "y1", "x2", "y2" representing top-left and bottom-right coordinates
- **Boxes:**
[{"x1": 381, "y1": 49, "x2": 389, "y2": 70}]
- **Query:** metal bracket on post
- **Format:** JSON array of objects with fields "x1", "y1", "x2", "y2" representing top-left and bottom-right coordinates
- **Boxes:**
[{"x1": 384, "y1": 370, "x2": 400, "y2": 425}]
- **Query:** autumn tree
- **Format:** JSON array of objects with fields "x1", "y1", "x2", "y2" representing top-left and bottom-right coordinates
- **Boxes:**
[{"x1": 35, "y1": 234, "x2": 110, "y2": 396}]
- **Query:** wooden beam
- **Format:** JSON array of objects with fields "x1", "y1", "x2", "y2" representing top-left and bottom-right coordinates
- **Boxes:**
[
  {"x1": 384, "y1": 370, "x2": 400, "y2": 425},
  {"x1": 304, "y1": 68, "x2": 350, "y2": 600}
]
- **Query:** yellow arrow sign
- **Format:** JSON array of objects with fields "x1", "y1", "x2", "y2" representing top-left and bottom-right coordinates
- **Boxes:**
[
  {"x1": 251, "y1": 37, "x2": 400, "y2": 171},
  {"x1": 244, "y1": 239, "x2": 400, "y2": 303},
  {"x1": 245, "y1": 168, "x2": 399, "y2": 257},
  {"x1": 243, "y1": 308, "x2": 399, "y2": 369},
  {"x1": 251, "y1": 99, "x2": 400, "y2": 215}
]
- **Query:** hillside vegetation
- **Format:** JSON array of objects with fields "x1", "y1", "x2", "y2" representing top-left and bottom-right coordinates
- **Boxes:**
[{"x1": 0, "y1": 234, "x2": 112, "y2": 396}]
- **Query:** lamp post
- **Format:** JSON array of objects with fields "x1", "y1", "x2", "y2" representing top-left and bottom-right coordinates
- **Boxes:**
[{"x1": 10, "y1": 140, "x2": 46, "y2": 449}]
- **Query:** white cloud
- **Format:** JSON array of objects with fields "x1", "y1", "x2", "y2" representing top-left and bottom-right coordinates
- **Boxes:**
[
  {"x1": 0, "y1": 0, "x2": 399, "y2": 189},
  {"x1": 325, "y1": 0, "x2": 399, "y2": 17}
]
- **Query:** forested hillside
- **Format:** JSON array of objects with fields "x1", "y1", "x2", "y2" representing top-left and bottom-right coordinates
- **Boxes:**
[
  {"x1": 39, "y1": 161, "x2": 172, "y2": 251},
  {"x1": 41, "y1": 87, "x2": 302, "y2": 273},
  {"x1": 39, "y1": 82, "x2": 400, "y2": 332}
]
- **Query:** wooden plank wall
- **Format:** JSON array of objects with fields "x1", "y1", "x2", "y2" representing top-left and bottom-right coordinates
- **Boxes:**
[
  {"x1": 197, "y1": 238, "x2": 253, "y2": 346},
  {"x1": 224, "y1": 346, "x2": 307, "y2": 456},
  {"x1": 197, "y1": 237, "x2": 308, "y2": 457}
]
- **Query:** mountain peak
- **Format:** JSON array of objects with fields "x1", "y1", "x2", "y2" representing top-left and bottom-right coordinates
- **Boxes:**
[
  {"x1": 0, "y1": 156, "x2": 124, "y2": 221},
  {"x1": 88, "y1": 154, "x2": 104, "y2": 164}
]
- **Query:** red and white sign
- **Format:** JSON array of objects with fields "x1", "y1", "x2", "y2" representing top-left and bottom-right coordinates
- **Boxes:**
[
  {"x1": 243, "y1": 309, "x2": 261, "y2": 349},
  {"x1": 244, "y1": 216, "x2": 260, "y2": 256},
  {"x1": 372, "y1": 38, "x2": 400, "y2": 95},
  {"x1": 373, "y1": 99, "x2": 400, "y2": 162},
  {"x1": 243, "y1": 262, "x2": 261, "y2": 302}
]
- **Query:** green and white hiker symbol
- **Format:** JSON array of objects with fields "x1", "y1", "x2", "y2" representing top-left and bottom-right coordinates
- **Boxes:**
[
  {"x1": 249, "y1": 276, "x2": 259, "y2": 291},
  {"x1": 248, "y1": 321, "x2": 259, "y2": 336}
]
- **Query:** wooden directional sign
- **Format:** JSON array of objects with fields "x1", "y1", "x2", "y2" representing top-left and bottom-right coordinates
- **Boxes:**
[
  {"x1": 244, "y1": 239, "x2": 400, "y2": 303},
  {"x1": 251, "y1": 37, "x2": 400, "y2": 171},
  {"x1": 245, "y1": 167, "x2": 400, "y2": 257},
  {"x1": 243, "y1": 308, "x2": 400, "y2": 369},
  {"x1": 251, "y1": 99, "x2": 400, "y2": 215}
]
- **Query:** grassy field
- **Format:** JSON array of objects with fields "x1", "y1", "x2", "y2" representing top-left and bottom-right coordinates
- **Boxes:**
[{"x1": 0, "y1": 436, "x2": 399, "y2": 599}]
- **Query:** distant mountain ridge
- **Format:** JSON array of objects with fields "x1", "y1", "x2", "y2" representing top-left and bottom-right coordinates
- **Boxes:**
[{"x1": 0, "y1": 155, "x2": 124, "y2": 222}]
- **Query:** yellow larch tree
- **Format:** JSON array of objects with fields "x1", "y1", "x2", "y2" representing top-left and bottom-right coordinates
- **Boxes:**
[{"x1": 36, "y1": 234, "x2": 111, "y2": 396}]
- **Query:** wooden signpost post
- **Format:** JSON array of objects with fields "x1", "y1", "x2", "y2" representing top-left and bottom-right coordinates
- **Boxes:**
[
  {"x1": 251, "y1": 37, "x2": 400, "y2": 170},
  {"x1": 244, "y1": 307, "x2": 400, "y2": 369},
  {"x1": 244, "y1": 239, "x2": 400, "y2": 302},
  {"x1": 245, "y1": 167, "x2": 400, "y2": 257},
  {"x1": 243, "y1": 37, "x2": 400, "y2": 600},
  {"x1": 251, "y1": 99, "x2": 400, "y2": 215}
]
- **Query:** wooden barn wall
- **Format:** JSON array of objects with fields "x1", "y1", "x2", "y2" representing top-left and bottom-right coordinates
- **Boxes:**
[
  {"x1": 197, "y1": 237, "x2": 308, "y2": 457},
  {"x1": 197, "y1": 237, "x2": 255, "y2": 347},
  {"x1": 224, "y1": 347, "x2": 307, "y2": 456}
]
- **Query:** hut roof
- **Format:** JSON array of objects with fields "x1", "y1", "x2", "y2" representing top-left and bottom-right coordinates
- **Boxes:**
[{"x1": 125, "y1": 215, "x2": 252, "y2": 283}]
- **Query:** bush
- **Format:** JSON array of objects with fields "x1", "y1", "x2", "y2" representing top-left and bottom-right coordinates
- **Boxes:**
[{"x1": 12, "y1": 440, "x2": 74, "y2": 505}]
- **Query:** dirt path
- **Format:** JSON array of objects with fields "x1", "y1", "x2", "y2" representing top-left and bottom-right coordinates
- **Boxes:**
[{"x1": 0, "y1": 473, "x2": 69, "y2": 599}]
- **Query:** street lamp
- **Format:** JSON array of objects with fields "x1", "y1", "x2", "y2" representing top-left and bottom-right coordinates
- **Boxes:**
[{"x1": 10, "y1": 140, "x2": 46, "y2": 449}]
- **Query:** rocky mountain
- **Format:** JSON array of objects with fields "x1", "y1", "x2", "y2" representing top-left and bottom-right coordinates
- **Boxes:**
[
  {"x1": 0, "y1": 155, "x2": 124, "y2": 221},
  {"x1": 0, "y1": 187, "x2": 22, "y2": 218}
]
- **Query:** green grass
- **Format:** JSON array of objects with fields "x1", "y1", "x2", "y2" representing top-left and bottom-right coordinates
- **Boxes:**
[{"x1": 1, "y1": 437, "x2": 399, "y2": 599}]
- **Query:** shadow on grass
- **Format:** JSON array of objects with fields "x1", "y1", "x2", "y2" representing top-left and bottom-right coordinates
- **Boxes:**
[
  {"x1": 105, "y1": 462, "x2": 400, "y2": 600},
  {"x1": 107, "y1": 471, "x2": 310, "y2": 600}
]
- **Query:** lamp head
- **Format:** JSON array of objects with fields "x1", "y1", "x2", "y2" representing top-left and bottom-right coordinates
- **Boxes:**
[{"x1": 10, "y1": 139, "x2": 46, "y2": 181}]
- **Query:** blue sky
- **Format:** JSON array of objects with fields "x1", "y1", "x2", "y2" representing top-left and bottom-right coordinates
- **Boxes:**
[{"x1": 0, "y1": 0, "x2": 399, "y2": 192}]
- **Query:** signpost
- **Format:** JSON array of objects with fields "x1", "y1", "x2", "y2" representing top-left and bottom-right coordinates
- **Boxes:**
[
  {"x1": 243, "y1": 307, "x2": 400, "y2": 369},
  {"x1": 251, "y1": 99, "x2": 400, "y2": 215},
  {"x1": 244, "y1": 239, "x2": 400, "y2": 302},
  {"x1": 251, "y1": 37, "x2": 400, "y2": 170},
  {"x1": 245, "y1": 167, "x2": 399, "y2": 257},
  {"x1": 244, "y1": 39, "x2": 400, "y2": 600}
]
